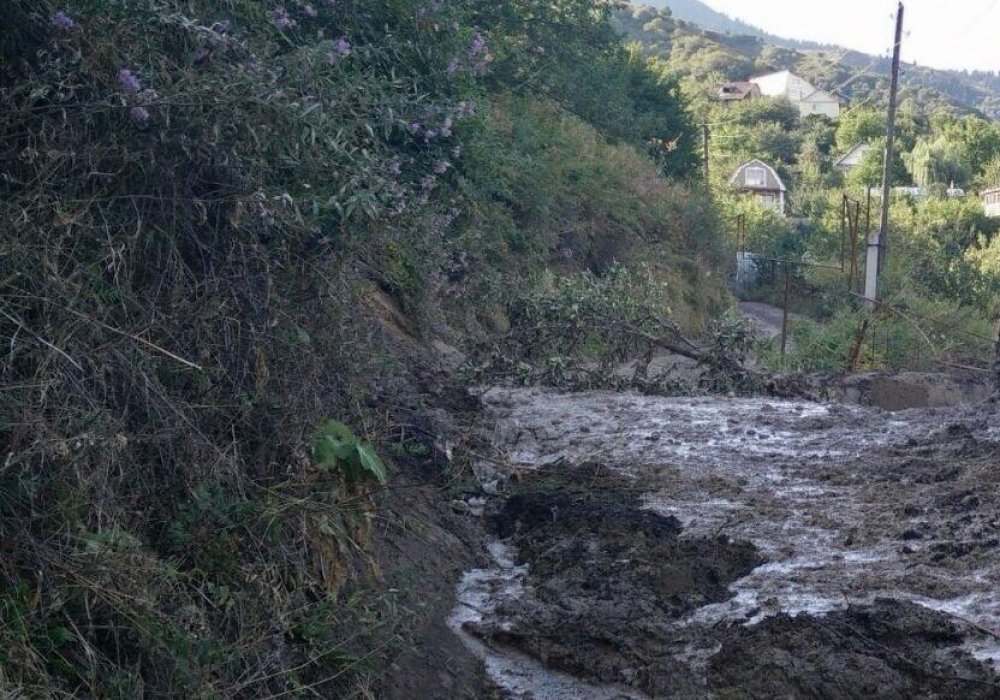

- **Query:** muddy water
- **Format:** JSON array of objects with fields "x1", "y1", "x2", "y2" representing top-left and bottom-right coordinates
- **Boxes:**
[{"x1": 452, "y1": 388, "x2": 1000, "y2": 697}]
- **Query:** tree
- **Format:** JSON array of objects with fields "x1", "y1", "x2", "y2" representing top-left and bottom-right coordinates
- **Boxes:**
[
  {"x1": 847, "y1": 139, "x2": 909, "y2": 189},
  {"x1": 905, "y1": 136, "x2": 971, "y2": 188},
  {"x1": 835, "y1": 108, "x2": 885, "y2": 152}
]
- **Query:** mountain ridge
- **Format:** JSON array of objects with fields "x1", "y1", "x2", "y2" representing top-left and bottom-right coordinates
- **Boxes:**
[
  {"x1": 640, "y1": 0, "x2": 838, "y2": 52},
  {"x1": 629, "y1": 0, "x2": 1000, "y2": 120}
]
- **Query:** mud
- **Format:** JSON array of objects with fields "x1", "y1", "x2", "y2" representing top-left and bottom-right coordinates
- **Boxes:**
[
  {"x1": 469, "y1": 469, "x2": 760, "y2": 696},
  {"x1": 452, "y1": 387, "x2": 1000, "y2": 698},
  {"x1": 709, "y1": 599, "x2": 1000, "y2": 699}
]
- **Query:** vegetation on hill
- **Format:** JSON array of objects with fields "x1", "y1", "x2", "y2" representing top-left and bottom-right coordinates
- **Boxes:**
[
  {"x1": 640, "y1": 0, "x2": 839, "y2": 52},
  {"x1": 619, "y1": 3, "x2": 1000, "y2": 372},
  {"x1": 0, "y1": 0, "x2": 727, "y2": 695},
  {"x1": 618, "y1": 2, "x2": 1000, "y2": 120}
]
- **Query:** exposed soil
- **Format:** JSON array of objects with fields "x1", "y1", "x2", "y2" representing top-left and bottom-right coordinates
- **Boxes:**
[
  {"x1": 375, "y1": 480, "x2": 500, "y2": 700},
  {"x1": 709, "y1": 599, "x2": 1000, "y2": 699},
  {"x1": 469, "y1": 468, "x2": 760, "y2": 696},
  {"x1": 451, "y1": 387, "x2": 1000, "y2": 698}
]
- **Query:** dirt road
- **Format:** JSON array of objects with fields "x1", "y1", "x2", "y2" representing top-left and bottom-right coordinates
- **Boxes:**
[
  {"x1": 449, "y1": 388, "x2": 1000, "y2": 698},
  {"x1": 739, "y1": 301, "x2": 804, "y2": 345}
]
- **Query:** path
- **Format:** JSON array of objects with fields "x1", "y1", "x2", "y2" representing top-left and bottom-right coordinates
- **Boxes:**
[{"x1": 739, "y1": 300, "x2": 805, "y2": 344}]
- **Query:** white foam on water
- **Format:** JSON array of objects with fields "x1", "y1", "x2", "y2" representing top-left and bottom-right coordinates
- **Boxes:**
[
  {"x1": 912, "y1": 593, "x2": 1000, "y2": 669},
  {"x1": 448, "y1": 542, "x2": 649, "y2": 699},
  {"x1": 469, "y1": 388, "x2": 1000, "y2": 685}
]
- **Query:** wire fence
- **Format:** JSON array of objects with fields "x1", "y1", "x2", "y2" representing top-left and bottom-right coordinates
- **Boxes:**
[{"x1": 731, "y1": 205, "x2": 998, "y2": 375}]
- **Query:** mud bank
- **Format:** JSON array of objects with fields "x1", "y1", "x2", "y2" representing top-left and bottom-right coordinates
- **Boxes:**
[
  {"x1": 782, "y1": 370, "x2": 995, "y2": 411},
  {"x1": 452, "y1": 388, "x2": 1000, "y2": 698}
]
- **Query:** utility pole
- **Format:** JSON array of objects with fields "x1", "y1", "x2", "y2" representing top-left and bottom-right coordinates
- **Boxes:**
[
  {"x1": 702, "y1": 123, "x2": 710, "y2": 184},
  {"x1": 865, "y1": 2, "x2": 904, "y2": 306}
]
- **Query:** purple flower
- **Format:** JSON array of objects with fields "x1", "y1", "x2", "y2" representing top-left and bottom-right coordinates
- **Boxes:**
[
  {"x1": 421, "y1": 174, "x2": 437, "y2": 190},
  {"x1": 409, "y1": 122, "x2": 422, "y2": 135},
  {"x1": 325, "y1": 38, "x2": 350, "y2": 64},
  {"x1": 468, "y1": 32, "x2": 486, "y2": 57},
  {"x1": 389, "y1": 160, "x2": 402, "y2": 176},
  {"x1": 423, "y1": 129, "x2": 438, "y2": 142},
  {"x1": 447, "y1": 57, "x2": 461, "y2": 75},
  {"x1": 50, "y1": 10, "x2": 76, "y2": 32},
  {"x1": 130, "y1": 106, "x2": 150, "y2": 124},
  {"x1": 119, "y1": 67, "x2": 142, "y2": 93},
  {"x1": 272, "y1": 7, "x2": 297, "y2": 30},
  {"x1": 302, "y1": 4, "x2": 317, "y2": 17},
  {"x1": 433, "y1": 160, "x2": 451, "y2": 175},
  {"x1": 194, "y1": 46, "x2": 212, "y2": 64}
]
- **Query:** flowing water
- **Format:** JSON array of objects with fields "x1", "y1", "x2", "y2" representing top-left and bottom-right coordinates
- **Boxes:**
[{"x1": 450, "y1": 388, "x2": 1000, "y2": 697}]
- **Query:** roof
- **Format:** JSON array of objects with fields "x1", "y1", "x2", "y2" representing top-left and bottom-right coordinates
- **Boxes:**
[
  {"x1": 730, "y1": 159, "x2": 787, "y2": 192},
  {"x1": 750, "y1": 70, "x2": 827, "y2": 103},
  {"x1": 802, "y1": 88, "x2": 840, "y2": 104},
  {"x1": 716, "y1": 81, "x2": 760, "y2": 102},
  {"x1": 834, "y1": 142, "x2": 872, "y2": 169},
  {"x1": 750, "y1": 70, "x2": 793, "y2": 86}
]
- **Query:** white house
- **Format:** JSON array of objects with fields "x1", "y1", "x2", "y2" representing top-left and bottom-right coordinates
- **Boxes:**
[
  {"x1": 731, "y1": 159, "x2": 787, "y2": 216},
  {"x1": 984, "y1": 187, "x2": 1000, "y2": 217},
  {"x1": 834, "y1": 143, "x2": 872, "y2": 174},
  {"x1": 750, "y1": 70, "x2": 841, "y2": 120}
]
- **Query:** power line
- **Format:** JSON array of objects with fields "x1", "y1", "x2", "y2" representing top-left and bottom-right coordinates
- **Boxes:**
[{"x1": 952, "y1": 0, "x2": 1000, "y2": 44}]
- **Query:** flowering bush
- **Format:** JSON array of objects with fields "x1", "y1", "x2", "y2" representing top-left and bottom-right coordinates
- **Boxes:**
[{"x1": 0, "y1": 0, "x2": 711, "y2": 696}]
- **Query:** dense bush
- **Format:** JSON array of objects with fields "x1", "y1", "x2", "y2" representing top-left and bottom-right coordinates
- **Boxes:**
[{"x1": 0, "y1": 1, "x2": 716, "y2": 695}]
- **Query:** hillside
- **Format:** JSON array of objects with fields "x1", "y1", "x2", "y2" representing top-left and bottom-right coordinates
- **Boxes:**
[
  {"x1": 627, "y1": 1, "x2": 1000, "y2": 120},
  {"x1": 640, "y1": 0, "x2": 835, "y2": 52},
  {"x1": 0, "y1": 1, "x2": 728, "y2": 696}
]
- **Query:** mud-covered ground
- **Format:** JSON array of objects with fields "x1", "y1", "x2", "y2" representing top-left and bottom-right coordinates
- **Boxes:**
[{"x1": 449, "y1": 388, "x2": 1000, "y2": 698}]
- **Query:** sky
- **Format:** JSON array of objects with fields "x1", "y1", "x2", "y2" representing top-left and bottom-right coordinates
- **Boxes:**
[{"x1": 700, "y1": 0, "x2": 1000, "y2": 72}]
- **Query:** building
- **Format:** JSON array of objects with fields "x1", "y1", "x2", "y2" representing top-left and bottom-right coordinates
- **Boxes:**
[
  {"x1": 716, "y1": 81, "x2": 762, "y2": 107},
  {"x1": 731, "y1": 159, "x2": 787, "y2": 216},
  {"x1": 834, "y1": 142, "x2": 872, "y2": 174},
  {"x1": 984, "y1": 187, "x2": 1000, "y2": 217},
  {"x1": 750, "y1": 70, "x2": 841, "y2": 120}
]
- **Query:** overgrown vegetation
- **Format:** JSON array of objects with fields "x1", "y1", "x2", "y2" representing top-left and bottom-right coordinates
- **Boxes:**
[
  {"x1": 0, "y1": 0, "x2": 725, "y2": 695},
  {"x1": 620, "y1": 3, "x2": 1000, "y2": 374}
]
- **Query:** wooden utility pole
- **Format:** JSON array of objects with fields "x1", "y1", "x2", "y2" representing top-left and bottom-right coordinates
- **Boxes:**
[
  {"x1": 781, "y1": 263, "x2": 791, "y2": 359},
  {"x1": 865, "y1": 2, "x2": 904, "y2": 305},
  {"x1": 702, "y1": 123, "x2": 710, "y2": 183}
]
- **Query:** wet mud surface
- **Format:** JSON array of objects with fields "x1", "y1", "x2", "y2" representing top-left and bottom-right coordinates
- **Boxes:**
[{"x1": 452, "y1": 388, "x2": 1000, "y2": 698}]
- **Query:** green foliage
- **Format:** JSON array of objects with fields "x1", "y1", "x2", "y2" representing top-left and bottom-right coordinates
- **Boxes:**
[
  {"x1": 474, "y1": 263, "x2": 728, "y2": 390},
  {"x1": 314, "y1": 421, "x2": 388, "y2": 485},
  {"x1": 764, "y1": 296, "x2": 994, "y2": 373},
  {"x1": 475, "y1": 0, "x2": 699, "y2": 177},
  {"x1": 453, "y1": 94, "x2": 724, "y2": 297},
  {"x1": 845, "y1": 139, "x2": 909, "y2": 188},
  {"x1": 835, "y1": 109, "x2": 886, "y2": 152},
  {"x1": 965, "y1": 233, "x2": 1000, "y2": 311},
  {"x1": 1, "y1": 0, "x2": 726, "y2": 695}
]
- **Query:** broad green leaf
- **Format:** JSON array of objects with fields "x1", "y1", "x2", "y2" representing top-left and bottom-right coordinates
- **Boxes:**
[{"x1": 356, "y1": 443, "x2": 387, "y2": 484}]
